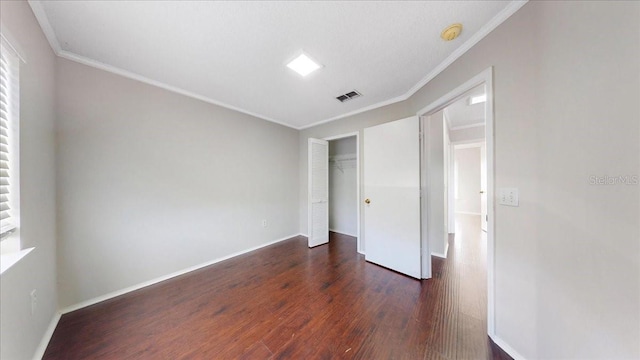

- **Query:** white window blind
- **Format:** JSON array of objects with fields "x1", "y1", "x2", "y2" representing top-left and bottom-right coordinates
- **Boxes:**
[{"x1": 0, "y1": 39, "x2": 19, "y2": 237}]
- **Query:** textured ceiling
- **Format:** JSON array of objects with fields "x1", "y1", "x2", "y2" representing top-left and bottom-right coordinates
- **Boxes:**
[{"x1": 29, "y1": 1, "x2": 524, "y2": 129}]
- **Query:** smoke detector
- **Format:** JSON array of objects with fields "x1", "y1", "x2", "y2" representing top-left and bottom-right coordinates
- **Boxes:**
[{"x1": 441, "y1": 23, "x2": 463, "y2": 41}]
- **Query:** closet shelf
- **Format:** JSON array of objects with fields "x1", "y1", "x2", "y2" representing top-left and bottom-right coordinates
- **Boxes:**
[{"x1": 329, "y1": 154, "x2": 356, "y2": 162}]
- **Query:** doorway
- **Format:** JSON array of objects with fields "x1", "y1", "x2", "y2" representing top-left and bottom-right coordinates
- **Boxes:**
[
  {"x1": 417, "y1": 67, "x2": 496, "y2": 336},
  {"x1": 306, "y1": 132, "x2": 361, "y2": 252},
  {"x1": 328, "y1": 136, "x2": 358, "y2": 240}
]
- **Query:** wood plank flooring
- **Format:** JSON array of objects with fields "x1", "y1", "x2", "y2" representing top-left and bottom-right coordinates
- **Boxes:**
[{"x1": 44, "y1": 215, "x2": 511, "y2": 359}]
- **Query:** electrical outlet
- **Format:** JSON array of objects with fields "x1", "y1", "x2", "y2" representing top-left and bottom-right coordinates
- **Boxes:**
[
  {"x1": 30, "y1": 289, "x2": 37, "y2": 315},
  {"x1": 262, "y1": 219, "x2": 268, "y2": 228}
]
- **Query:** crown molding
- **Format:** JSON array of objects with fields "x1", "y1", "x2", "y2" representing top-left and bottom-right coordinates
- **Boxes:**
[
  {"x1": 299, "y1": 0, "x2": 527, "y2": 130},
  {"x1": 28, "y1": 0, "x2": 61, "y2": 53},
  {"x1": 404, "y1": 0, "x2": 528, "y2": 98},
  {"x1": 27, "y1": 0, "x2": 527, "y2": 131},
  {"x1": 56, "y1": 50, "x2": 292, "y2": 129}
]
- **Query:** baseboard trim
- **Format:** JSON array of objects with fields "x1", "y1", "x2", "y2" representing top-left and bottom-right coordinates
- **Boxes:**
[
  {"x1": 329, "y1": 229, "x2": 357, "y2": 238},
  {"x1": 60, "y1": 233, "x2": 301, "y2": 314},
  {"x1": 431, "y1": 241, "x2": 450, "y2": 259},
  {"x1": 490, "y1": 334, "x2": 527, "y2": 360},
  {"x1": 431, "y1": 252, "x2": 446, "y2": 259},
  {"x1": 32, "y1": 312, "x2": 61, "y2": 360}
]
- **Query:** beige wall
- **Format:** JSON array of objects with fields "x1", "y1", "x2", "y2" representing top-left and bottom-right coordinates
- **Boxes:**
[
  {"x1": 299, "y1": 2, "x2": 640, "y2": 358},
  {"x1": 0, "y1": 1, "x2": 59, "y2": 359},
  {"x1": 56, "y1": 59, "x2": 300, "y2": 308},
  {"x1": 449, "y1": 125, "x2": 485, "y2": 143}
]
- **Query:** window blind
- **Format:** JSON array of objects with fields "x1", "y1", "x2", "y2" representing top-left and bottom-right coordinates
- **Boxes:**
[{"x1": 0, "y1": 39, "x2": 19, "y2": 236}]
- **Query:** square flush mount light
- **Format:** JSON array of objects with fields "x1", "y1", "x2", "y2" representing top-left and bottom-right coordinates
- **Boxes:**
[
  {"x1": 468, "y1": 94, "x2": 487, "y2": 105},
  {"x1": 287, "y1": 53, "x2": 322, "y2": 77}
]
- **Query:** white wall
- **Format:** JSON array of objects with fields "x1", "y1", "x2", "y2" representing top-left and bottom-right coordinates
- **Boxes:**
[
  {"x1": 427, "y1": 111, "x2": 447, "y2": 257},
  {"x1": 455, "y1": 147, "x2": 481, "y2": 215},
  {"x1": 443, "y1": 118, "x2": 451, "y2": 234},
  {"x1": 328, "y1": 137, "x2": 357, "y2": 237},
  {"x1": 300, "y1": 2, "x2": 640, "y2": 358},
  {"x1": 0, "y1": 1, "x2": 59, "y2": 359},
  {"x1": 55, "y1": 58, "x2": 300, "y2": 308}
]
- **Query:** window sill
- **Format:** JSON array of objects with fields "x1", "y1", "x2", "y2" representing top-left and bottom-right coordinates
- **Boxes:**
[{"x1": 0, "y1": 247, "x2": 34, "y2": 275}]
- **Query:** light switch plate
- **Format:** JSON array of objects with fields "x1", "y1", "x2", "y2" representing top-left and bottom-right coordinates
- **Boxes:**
[{"x1": 498, "y1": 188, "x2": 519, "y2": 206}]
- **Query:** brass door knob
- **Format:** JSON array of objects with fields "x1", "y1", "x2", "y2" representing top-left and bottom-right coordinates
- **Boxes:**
[{"x1": 365, "y1": 198, "x2": 371, "y2": 204}]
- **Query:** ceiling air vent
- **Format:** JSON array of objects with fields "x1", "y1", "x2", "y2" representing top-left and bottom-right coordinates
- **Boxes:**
[{"x1": 336, "y1": 90, "x2": 362, "y2": 103}]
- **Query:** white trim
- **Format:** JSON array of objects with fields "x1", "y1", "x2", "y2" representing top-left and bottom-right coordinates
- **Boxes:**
[
  {"x1": 299, "y1": 95, "x2": 406, "y2": 130},
  {"x1": 329, "y1": 229, "x2": 357, "y2": 238},
  {"x1": 27, "y1": 1, "x2": 62, "y2": 53},
  {"x1": 0, "y1": 31, "x2": 27, "y2": 63},
  {"x1": 299, "y1": 0, "x2": 527, "y2": 130},
  {"x1": 452, "y1": 138, "x2": 486, "y2": 146},
  {"x1": 323, "y1": 132, "x2": 361, "y2": 253},
  {"x1": 431, "y1": 241, "x2": 449, "y2": 259},
  {"x1": 60, "y1": 233, "x2": 301, "y2": 314},
  {"x1": 28, "y1": 0, "x2": 526, "y2": 131},
  {"x1": 455, "y1": 142, "x2": 484, "y2": 150},
  {"x1": 0, "y1": 248, "x2": 34, "y2": 275},
  {"x1": 299, "y1": 233, "x2": 309, "y2": 238},
  {"x1": 32, "y1": 312, "x2": 61, "y2": 360},
  {"x1": 450, "y1": 122, "x2": 485, "y2": 131},
  {"x1": 417, "y1": 69, "x2": 491, "y2": 116},
  {"x1": 416, "y1": 67, "x2": 496, "y2": 338},
  {"x1": 420, "y1": 116, "x2": 432, "y2": 279},
  {"x1": 57, "y1": 51, "x2": 293, "y2": 129},
  {"x1": 406, "y1": 1, "x2": 526, "y2": 98},
  {"x1": 490, "y1": 335, "x2": 528, "y2": 360},
  {"x1": 455, "y1": 211, "x2": 481, "y2": 216}
]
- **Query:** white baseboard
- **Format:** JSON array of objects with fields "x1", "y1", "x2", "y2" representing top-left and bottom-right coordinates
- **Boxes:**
[
  {"x1": 32, "y1": 312, "x2": 61, "y2": 360},
  {"x1": 455, "y1": 211, "x2": 481, "y2": 216},
  {"x1": 60, "y1": 233, "x2": 301, "y2": 314},
  {"x1": 490, "y1": 334, "x2": 527, "y2": 360},
  {"x1": 431, "y1": 241, "x2": 450, "y2": 259},
  {"x1": 329, "y1": 229, "x2": 357, "y2": 238},
  {"x1": 299, "y1": 233, "x2": 309, "y2": 238}
]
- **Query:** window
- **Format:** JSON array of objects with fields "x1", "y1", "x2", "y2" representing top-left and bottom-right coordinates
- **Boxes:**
[{"x1": 0, "y1": 37, "x2": 20, "y2": 246}]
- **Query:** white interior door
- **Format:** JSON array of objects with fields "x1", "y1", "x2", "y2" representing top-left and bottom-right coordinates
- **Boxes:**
[
  {"x1": 308, "y1": 138, "x2": 329, "y2": 247},
  {"x1": 363, "y1": 116, "x2": 421, "y2": 278},
  {"x1": 480, "y1": 143, "x2": 488, "y2": 231}
]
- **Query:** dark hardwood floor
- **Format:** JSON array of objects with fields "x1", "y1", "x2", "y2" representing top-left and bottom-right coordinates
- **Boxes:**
[{"x1": 44, "y1": 215, "x2": 511, "y2": 359}]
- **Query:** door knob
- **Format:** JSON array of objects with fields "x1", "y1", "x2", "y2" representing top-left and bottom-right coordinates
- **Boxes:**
[
  {"x1": 479, "y1": 191, "x2": 485, "y2": 194},
  {"x1": 364, "y1": 198, "x2": 371, "y2": 204}
]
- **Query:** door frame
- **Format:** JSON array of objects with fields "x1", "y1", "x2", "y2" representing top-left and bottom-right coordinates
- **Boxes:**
[
  {"x1": 323, "y1": 132, "x2": 362, "y2": 254},
  {"x1": 416, "y1": 67, "x2": 496, "y2": 337}
]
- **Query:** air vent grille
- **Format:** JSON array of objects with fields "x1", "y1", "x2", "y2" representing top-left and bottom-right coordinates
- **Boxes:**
[{"x1": 336, "y1": 90, "x2": 362, "y2": 103}]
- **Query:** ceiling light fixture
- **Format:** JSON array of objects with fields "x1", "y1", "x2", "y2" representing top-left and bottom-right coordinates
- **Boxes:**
[
  {"x1": 287, "y1": 53, "x2": 322, "y2": 77},
  {"x1": 441, "y1": 23, "x2": 463, "y2": 41},
  {"x1": 468, "y1": 94, "x2": 487, "y2": 105}
]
